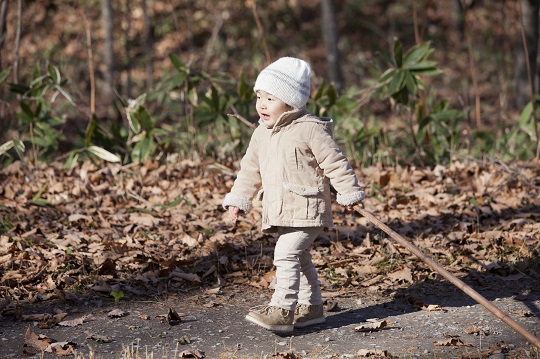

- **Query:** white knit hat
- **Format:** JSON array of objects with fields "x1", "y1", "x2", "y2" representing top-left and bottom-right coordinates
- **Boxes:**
[{"x1": 253, "y1": 57, "x2": 311, "y2": 109}]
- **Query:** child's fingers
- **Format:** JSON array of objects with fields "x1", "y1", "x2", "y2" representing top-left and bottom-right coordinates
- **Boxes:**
[{"x1": 228, "y1": 206, "x2": 239, "y2": 222}]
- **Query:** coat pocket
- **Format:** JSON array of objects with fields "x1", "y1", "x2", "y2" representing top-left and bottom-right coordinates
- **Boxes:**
[
  {"x1": 282, "y1": 182, "x2": 324, "y2": 221},
  {"x1": 283, "y1": 182, "x2": 320, "y2": 196}
]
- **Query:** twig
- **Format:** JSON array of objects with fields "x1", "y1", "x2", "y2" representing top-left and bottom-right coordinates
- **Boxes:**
[
  {"x1": 228, "y1": 105, "x2": 257, "y2": 129},
  {"x1": 251, "y1": 1, "x2": 271, "y2": 65}
]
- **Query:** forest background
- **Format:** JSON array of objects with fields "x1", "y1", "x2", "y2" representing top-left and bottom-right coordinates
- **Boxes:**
[{"x1": 1, "y1": 0, "x2": 539, "y2": 167}]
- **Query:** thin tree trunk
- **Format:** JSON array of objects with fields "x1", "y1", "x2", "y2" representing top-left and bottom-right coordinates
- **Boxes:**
[
  {"x1": 142, "y1": 0, "x2": 153, "y2": 90},
  {"x1": 101, "y1": 0, "x2": 115, "y2": 109},
  {"x1": 320, "y1": 0, "x2": 343, "y2": 92},
  {"x1": 0, "y1": 0, "x2": 8, "y2": 144},
  {"x1": 0, "y1": 0, "x2": 8, "y2": 54},
  {"x1": 124, "y1": 0, "x2": 132, "y2": 99},
  {"x1": 515, "y1": 0, "x2": 540, "y2": 109},
  {"x1": 13, "y1": 0, "x2": 21, "y2": 84}
]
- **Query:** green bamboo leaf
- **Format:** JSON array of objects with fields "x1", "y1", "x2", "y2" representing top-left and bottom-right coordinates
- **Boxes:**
[
  {"x1": 0, "y1": 67, "x2": 10, "y2": 84},
  {"x1": 48, "y1": 64, "x2": 61, "y2": 84},
  {"x1": 0, "y1": 140, "x2": 14, "y2": 156},
  {"x1": 13, "y1": 138, "x2": 25, "y2": 159},
  {"x1": 63, "y1": 150, "x2": 79, "y2": 170},
  {"x1": 32, "y1": 199, "x2": 50, "y2": 207},
  {"x1": 313, "y1": 81, "x2": 327, "y2": 100},
  {"x1": 326, "y1": 84, "x2": 337, "y2": 105},
  {"x1": 154, "y1": 196, "x2": 186, "y2": 209},
  {"x1": 394, "y1": 39, "x2": 404, "y2": 68},
  {"x1": 387, "y1": 70, "x2": 405, "y2": 95},
  {"x1": 403, "y1": 42, "x2": 431, "y2": 66},
  {"x1": 379, "y1": 68, "x2": 396, "y2": 83},
  {"x1": 404, "y1": 60, "x2": 438, "y2": 71},
  {"x1": 518, "y1": 101, "x2": 532, "y2": 126},
  {"x1": 404, "y1": 72, "x2": 417, "y2": 96},
  {"x1": 85, "y1": 114, "x2": 97, "y2": 147},
  {"x1": 188, "y1": 87, "x2": 198, "y2": 106},
  {"x1": 136, "y1": 106, "x2": 154, "y2": 133},
  {"x1": 54, "y1": 84, "x2": 75, "y2": 105},
  {"x1": 32, "y1": 183, "x2": 48, "y2": 204},
  {"x1": 19, "y1": 101, "x2": 34, "y2": 120},
  {"x1": 87, "y1": 146, "x2": 121, "y2": 163},
  {"x1": 169, "y1": 54, "x2": 185, "y2": 71}
]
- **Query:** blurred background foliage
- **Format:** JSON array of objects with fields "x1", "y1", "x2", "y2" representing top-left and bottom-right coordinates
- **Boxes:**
[{"x1": 0, "y1": 0, "x2": 539, "y2": 168}]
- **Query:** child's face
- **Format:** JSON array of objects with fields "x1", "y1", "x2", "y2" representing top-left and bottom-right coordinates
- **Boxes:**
[{"x1": 256, "y1": 90, "x2": 293, "y2": 128}]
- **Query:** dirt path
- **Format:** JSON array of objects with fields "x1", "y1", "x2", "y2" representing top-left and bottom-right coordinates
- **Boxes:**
[{"x1": 1, "y1": 275, "x2": 539, "y2": 359}]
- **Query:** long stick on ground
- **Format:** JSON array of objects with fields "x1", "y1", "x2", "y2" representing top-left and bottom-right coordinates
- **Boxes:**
[{"x1": 353, "y1": 205, "x2": 540, "y2": 349}]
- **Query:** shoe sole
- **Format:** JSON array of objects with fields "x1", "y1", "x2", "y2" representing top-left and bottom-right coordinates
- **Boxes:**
[
  {"x1": 294, "y1": 317, "x2": 326, "y2": 328},
  {"x1": 245, "y1": 314, "x2": 294, "y2": 333}
]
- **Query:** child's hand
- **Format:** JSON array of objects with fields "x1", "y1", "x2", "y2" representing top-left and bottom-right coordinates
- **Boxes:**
[{"x1": 228, "y1": 206, "x2": 240, "y2": 223}]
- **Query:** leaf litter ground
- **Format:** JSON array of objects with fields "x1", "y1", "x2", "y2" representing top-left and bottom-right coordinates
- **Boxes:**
[{"x1": 0, "y1": 159, "x2": 539, "y2": 358}]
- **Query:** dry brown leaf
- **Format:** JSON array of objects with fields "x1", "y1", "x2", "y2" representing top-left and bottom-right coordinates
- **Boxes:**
[
  {"x1": 434, "y1": 337, "x2": 473, "y2": 346},
  {"x1": 465, "y1": 325, "x2": 490, "y2": 336},
  {"x1": 24, "y1": 326, "x2": 51, "y2": 352},
  {"x1": 167, "y1": 307, "x2": 182, "y2": 325},
  {"x1": 387, "y1": 267, "x2": 413, "y2": 283},
  {"x1": 513, "y1": 309, "x2": 535, "y2": 317},
  {"x1": 178, "y1": 349, "x2": 205, "y2": 358},
  {"x1": 58, "y1": 316, "x2": 85, "y2": 327},
  {"x1": 107, "y1": 309, "x2": 128, "y2": 318},
  {"x1": 354, "y1": 319, "x2": 392, "y2": 332},
  {"x1": 272, "y1": 351, "x2": 299, "y2": 358},
  {"x1": 44, "y1": 341, "x2": 76, "y2": 355},
  {"x1": 170, "y1": 270, "x2": 201, "y2": 283},
  {"x1": 357, "y1": 348, "x2": 390, "y2": 357}
]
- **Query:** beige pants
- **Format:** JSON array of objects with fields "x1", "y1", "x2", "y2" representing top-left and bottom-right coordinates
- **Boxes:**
[{"x1": 269, "y1": 226, "x2": 324, "y2": 311}]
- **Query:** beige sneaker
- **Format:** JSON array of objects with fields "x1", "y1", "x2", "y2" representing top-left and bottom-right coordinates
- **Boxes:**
[
  {"x1": 245, "y1": 305, "x2": 294, "y2": 333},
  {"x1": 294, "y1": 304, "x2": 326, "y2": 328}
]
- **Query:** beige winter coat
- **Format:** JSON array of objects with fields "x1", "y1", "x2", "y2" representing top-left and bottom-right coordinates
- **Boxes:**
[{"x1": 223, "y1": 109, "x2": 364, "y2": 232}]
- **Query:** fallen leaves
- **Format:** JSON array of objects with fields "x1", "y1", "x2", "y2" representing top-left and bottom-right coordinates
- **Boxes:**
[
  {"x1": 354, "y1": 319, "x2": 393, "y2": 332},
  {"x1": 107, "y1": 309, "x2": 128, "y2": 318},
  {"x1": 433, "y1": 336, "x2": 473, "y2": 347},
  {"x1": 1, "y1": 159, "x2": 539, "y2": 305},
  {"x1": 357, "y1": 348, "x2": 390, "y2": 357},
  {"x1": 1, "y1": 159, "x2": 540, "y2": 357},
  {"x1": 24, "y1": 326, "x2": 76, "y2": 355}
]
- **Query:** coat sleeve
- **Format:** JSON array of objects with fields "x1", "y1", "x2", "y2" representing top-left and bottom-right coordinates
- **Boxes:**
[
  {"x1": 222, "y1": 128, "x2": 263, "y2": 213},
  {"x1": 309, "y1": 124, "x2": 365, "y2": 206}
]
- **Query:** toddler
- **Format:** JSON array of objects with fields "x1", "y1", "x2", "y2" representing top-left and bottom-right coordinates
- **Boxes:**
[{"x1": 223, "y1": 57, "x2": 364, "y2": 333}]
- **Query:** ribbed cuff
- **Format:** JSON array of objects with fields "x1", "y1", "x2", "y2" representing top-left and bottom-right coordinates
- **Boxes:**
[
  {"x1": 337, "y1": 190, "x2": 365, "y2": 206},
  {"x1": 222, "y1": 192, "x2": 253, "y2": 213}
]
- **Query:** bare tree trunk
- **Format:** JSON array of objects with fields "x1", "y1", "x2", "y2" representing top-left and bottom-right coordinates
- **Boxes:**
[
  {"x1": 0, "y1": 0, "x2": 8, "y2": 55},
  {"x1": 101, "y1": 0, "x2": 115, "y2": 110},
  {"x1": 124, "y1": 0, "x2": 132, "y2": 99},
  {"x1": 0, "y1": 0, "x2": 9, "y2": 144},
  {"x1": 515, "y1": 0, "x2": 540, "y2": 109},
  {"x1": 142, "y1": 0, "x2": 153, "y2": 90},
  {"x1": 320, "y1": 0, "x2": 343, "y2": 92},
  {"x1": 13, "y1": 0, "x2": 21, "y2": 84}
]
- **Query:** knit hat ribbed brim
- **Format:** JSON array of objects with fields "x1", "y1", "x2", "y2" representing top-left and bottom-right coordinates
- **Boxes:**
[{"x1": 253, "y1": 57, "x2": 311, "y2": 109}]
